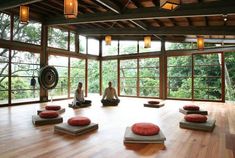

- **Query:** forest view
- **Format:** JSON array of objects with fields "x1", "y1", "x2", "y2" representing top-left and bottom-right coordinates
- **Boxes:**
[{"x1": 0, "y1": 12, "x2": 235, "y2": 104}]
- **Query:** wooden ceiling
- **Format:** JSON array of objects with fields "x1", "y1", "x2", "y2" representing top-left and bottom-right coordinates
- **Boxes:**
[{"x1": 1, "y1": 0, "x2": 235, "y2": 43}]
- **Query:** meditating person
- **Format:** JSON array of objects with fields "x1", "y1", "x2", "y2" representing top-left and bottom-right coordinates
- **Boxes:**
[
  {"x1": 101, "y1": 81, "x2": 120, "y2": 105},
  {"x1": 72, "y1": 82, "x2": 91, "y2": 107}
]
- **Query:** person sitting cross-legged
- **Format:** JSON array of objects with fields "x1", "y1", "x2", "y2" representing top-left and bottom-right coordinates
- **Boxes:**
[
  {"x1": 71, "y1": 82, "x2": 91, "y2": 108},
  {"x1": 101, "y1": 81, "x2": 120, "y2": 106}
]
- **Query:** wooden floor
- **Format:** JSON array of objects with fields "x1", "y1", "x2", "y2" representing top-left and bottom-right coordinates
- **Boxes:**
[{"x1": 0, "y1": 95, "x2": 235, "y2": 158}]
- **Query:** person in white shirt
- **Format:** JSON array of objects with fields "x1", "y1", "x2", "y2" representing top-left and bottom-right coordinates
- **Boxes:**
[
  {"x1": 72, "y1": 82, "x2": 91, "y2": 107},
  {"x1": 101, "y1": 81, "x2": 120, "y2": 105}
]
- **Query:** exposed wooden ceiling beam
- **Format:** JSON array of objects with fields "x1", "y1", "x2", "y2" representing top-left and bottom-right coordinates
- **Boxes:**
[
  {"x1": 185, "y1": 38, "x2": 235, "y2": 44},
  {"x1": 76, "y1": 26, "x2": 235, "y2": 36},
  {"x1": 0, "y1": 0, "x2": 43, "y2": 11},
  {"x1": 45, "y1": 1, "x2": 235, "y2": 25}
]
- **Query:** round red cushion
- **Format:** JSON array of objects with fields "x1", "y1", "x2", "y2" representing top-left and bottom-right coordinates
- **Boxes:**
[
  {"x1": 39, "y1": 111, "x2": 59, "y2": 118},
  {"x1": 68, "y1": 116, "x2": 91, "y2": 126},
  {"x1": 184, "y1": 114, "x2": 207, "y2": 123},
  {"x1": 131, "y1": 123, "x2": 160, "y2": 136},
  {"x1": 148, "y1": 101, "x2": 160, "y2": 104},
  {"x1": 183, "y1": 105, "x2": 200, "y2": 111},
  {"x1": 45, "y1": 105, "x2": 61, "y2": 111}
]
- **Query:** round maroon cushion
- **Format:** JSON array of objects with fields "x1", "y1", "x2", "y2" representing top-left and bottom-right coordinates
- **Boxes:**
[
  {"x1": 131, "y1": 123, "x2": 160, "y2": 136},
  {"x1": 45, "y1": 105, "x2": 61, "y2": 111},
  {"x1": 39, "y1": 111, "x2": 59, "y2": 118},
  {"x1": 148, "y1": 101, "x2": 160, "y2": 104},
  {"x1": 184, "y1": 114, "x2": 207, "y2": 123},
  {"x1": 68, "y1": 116, "x2": 91, "y2": 126},
  {"x1": 183, "y1": 105, "x2": 200, "y2": 111}
]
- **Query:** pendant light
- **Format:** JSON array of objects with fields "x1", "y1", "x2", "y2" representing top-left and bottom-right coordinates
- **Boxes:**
[
  {"x1": 64, "y1": 0, "x2": 78, "y2": 19},
  {"x1": 20, "y1": 6, "x2": 29, "y2": 24},
  {"x1": 160, "y1": 0, "x2": 180, "y2": 10}
]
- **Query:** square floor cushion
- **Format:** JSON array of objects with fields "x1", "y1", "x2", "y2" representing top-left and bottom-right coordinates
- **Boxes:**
[
  {"x1": 54, "y1": 123, "x2": 98, "y2": 136},
  {"x1": 179, "y1": 108, "x2": 208, "y2": 115},
  {"x1": 32, "y1": 115, "x2": 63, "y2": 126},
  {"x1": 179, "y1": 119, "x2": 216, "y2": 132},
  {"x1": 144, "y1": 103, "x2": 165, "y2": 108},
  {"x1": 124, "y1": 127, "x2": 166, "y2": 144},
  {"x1": 37, "y1": 108, "x2": 65, "y2": 115}
]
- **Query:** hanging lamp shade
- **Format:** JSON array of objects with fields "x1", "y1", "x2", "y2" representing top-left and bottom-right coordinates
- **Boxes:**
[
  {"x1": 20, "y1": 6, "x2": 29, "y2": 24},
  {"x1": 144, "y1": 36, "x2": 151, "y2": 48},
  {"x1": 105, "y1": 35, "x2": 112, "y2": 45},
  {"x1": 160, "y1": 0, "x2": 180, "y2": 10},
  {"x1": 197, "y1": 36, "x2": 204, "y2": 50},
  {"x1": 64, "y1": 0, "x2": 78, "y2": 18}
]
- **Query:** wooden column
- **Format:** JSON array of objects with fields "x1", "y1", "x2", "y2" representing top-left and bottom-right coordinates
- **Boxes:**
[
  {"x1": 192, "y1": 54, "x2": 195, "y2": 100},
  {"x1": 68, "y1": 57, "x2": 71, "y2": 98},
  {"x1": 40, "y1": 25, "x2": 48, "y2": 102},
  {"x1": 159, "y1": 40, "x2": 167, "y2": 99},
  {"x1": 99, "y1": 39, "x2": 102, "y2": 96},
  {"x1": 85, "y1": 58, "x2": 88, "y2": 97},
  {"x1": 117, "y1": 59, "x2": 120, "y2": 96},
  {"x1": 137, "y1": 58, "x2": 140, "y2": 97},
  {"x1": 221, "y1": 52, "x2": 225, "y2": 102}
]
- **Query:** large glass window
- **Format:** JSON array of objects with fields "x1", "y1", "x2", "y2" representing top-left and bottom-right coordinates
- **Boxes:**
[
  {"x1": 0, "y1": 13, "x2": 10, "y2": 40},
  {"x1": 139, "y1": 41, "x2": 161, "y2": 53},
  {"x1": 11, "y1": 51, "x2": 40, "y2": 103},
  {"x1": 120, "y1": 59, "x2": 137, "y2": 96},
  {"x1": 193, "y1": 53, "x2": 222, "y2": 101},
  {"x1": 70, "y1": 58, "x2": 85, "y2": 97},
  {"x1": 102, "y1": 60, "x2": 117, "y2": 91},
  {"x1": 88, "y1": 38, "x2": 99, "y2": 55},
  {"x1": 119, "y1": 40, "x2": 137, "y2": 55},
  {"x1": 48, "y1": 55, "x2": 68, "y2": 99},
  {"x1": 225, "y1": 52, "x2": 235, "y2": 101},
  {"x1": 139, "y1": 58, "x2": 160, "y2": 97},
  {"x1": 167, "y1": 56, "x2": 192, "y2": 99},
  {"x1": 79, "y1": 35, "x2": 86, "y2": 54},
  {"x1": 0, "y1": 48, "x2": 9, "y2": 104},
  {"x1": 102, "y1": 40, "x2": 118, "y2": 56},
  {"x1": 13, "y1": 17, "x2": 41, "y2": 45},
  {"x1": 48, "y1": 27, "x2": 68, "y2": 49},
  {"x1": 88, "y1": 60, "x2": 99, "y2": 93}
]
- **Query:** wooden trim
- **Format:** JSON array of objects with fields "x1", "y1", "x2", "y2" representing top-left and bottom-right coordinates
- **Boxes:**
[
  {"x1": 117, "y1": 59, "x2": 120, "y2": 96},
  {"x1": 68, "y1": 57, "x2": 71, "y2": 98},
  {"x1": 8, "y1": 49, "x2": 12, "y2": 105},
  {"x1": 99, "y1": 60, "x2": 102, "y2": 96},
  {"x1": 75, "y1": 33, "x2": 79, "y2": 53},
  {"x1": 137, "y1": 58, "x2": 140, "y2": 97},
  {"x1": 68, "y1": 30, "x2": 70, "y2": 51},
  {"x1": 85, "y1": 58, "x2": 88, "y2": 97},
  {"x1": 192, "y1": 55, "x2": 194, "y2": 100}
]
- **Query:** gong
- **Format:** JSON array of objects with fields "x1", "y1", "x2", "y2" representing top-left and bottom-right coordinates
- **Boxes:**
[{"x1": 38, "y1": 66, "x2": 59, "y2": 89}]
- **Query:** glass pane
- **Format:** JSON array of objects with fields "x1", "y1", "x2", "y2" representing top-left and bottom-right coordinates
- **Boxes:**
[
  {"x1": 102, "y1": 60, "x2": 117, "y2": 91},
  {"x1": 166, "y1": 42, "x2": 197, "y2": 50},
  {"x1": 79, "y1": 35, "x2": 86, "y2": 54},
  {"x1": 119, "y1": 40, "x2": 137, "y2": 55},
  {"x1": 70, "y1": 32, "x2": 75, "y2": 52},
  {"x1": 0, "y1": 13, "x2": 11, "y2": 40},
  {"x1": 48, "y1": 55, "x2": 68, "y2": 98},
  {"x1": 11, "y1": 90, "x2": 40, "y2": 103},
  {"x1": 193, "y1": 53, "x2": 222, "y2": 101},
  {"x1": 88, "y1": 38, "x2": 99, "y2": 55},
  {"x1": 88, "y1": 60, "x2": 99, "y2": 93},
  {"x1": 102, "y1": 40, "x2": 118, "y2": 56},
  {"x1": 70, "y1": 58, "x2": 85, "y2": 97},
  {"x1": 48, "y1": 27, "x2": 68, "y2": 49},
  {"x1": 225, "y1": 52, "x2": 235, "y2": 101},
  {"x1": 13, "y1": 17, "x2": 42, "y2": 45},
  {"x1": 139, "y1": 41, "x2": 161, "y2": 53}
]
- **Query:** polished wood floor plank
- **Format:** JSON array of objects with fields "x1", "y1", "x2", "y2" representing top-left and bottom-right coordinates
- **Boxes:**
[{"x1": 0, "y1": 96, "x2": 235, "y2": 158}]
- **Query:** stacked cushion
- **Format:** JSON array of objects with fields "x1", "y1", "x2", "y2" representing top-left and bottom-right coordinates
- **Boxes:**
[
  {"x1": 39, "y1": 111, "x2": 59, "y2": 118},
  {"x1": 183, "y1": 105, "x2": 200, "y2": 111},
  {"x1": 68, "y1": 116, "x2": 91, "y2": 126},
  {"x1": 131, "y1": 123, "x2": 160, "y2": 136},
  {"x1": 148, "y1": 101, "x2": 160, "y2": 104},
  {"x1": 45, "y1": 105, "x2": 61, "y2": 111},
  {"x1": 184, "y1": 114, "x2": 207, "y2": 123}
]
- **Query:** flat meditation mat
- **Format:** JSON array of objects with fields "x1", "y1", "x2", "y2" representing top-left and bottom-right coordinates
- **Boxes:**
[
  {"x1": 144, "y1": 103, "x2": 165, "y2": 108},
  {"x1": 124, "y1": 127, "x2": 166, "y2": 144},
  {"x1": 179, "y1": 108, "x2": 208, "y2": 115},
  {"x1": 32, "y1": 115, "x2": 63, "y2": 126},
  {"x1": 179, "y1": 119, "x2": 216, "y2": 132},
  {"x1": 54, "y1": 123, "x2": 98, "y2": 136},
  {"x1": 37, "y1": 108, "x2": 65, "y2": 115}
]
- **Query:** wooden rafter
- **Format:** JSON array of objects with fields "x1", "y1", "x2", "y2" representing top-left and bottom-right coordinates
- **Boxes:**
[{"x1": 0, "y1": 0, "x2": 43, "y2": 11}]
